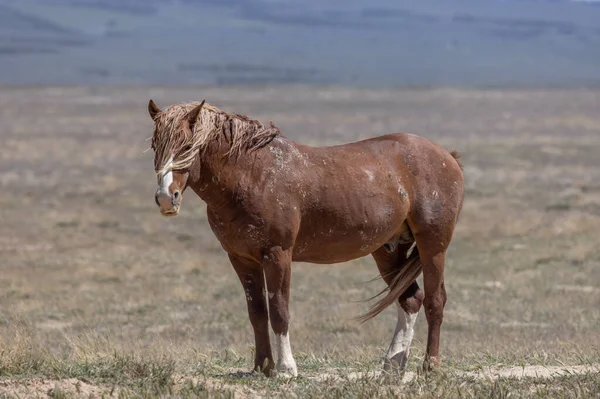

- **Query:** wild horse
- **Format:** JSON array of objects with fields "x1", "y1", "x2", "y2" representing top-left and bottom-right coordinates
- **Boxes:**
[{"x1": 147, "y1": 99, "x2": 464, "y2": 377}]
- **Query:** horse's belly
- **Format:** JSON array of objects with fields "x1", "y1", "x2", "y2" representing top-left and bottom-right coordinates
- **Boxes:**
[
  {"x1": 292, "y1": 164, "x2": 411, "y2": 263},
  {"x1": 292, "y1": 230, "x2": 390, "y2": 263},
  {"x1": 292, "y1": 209, "x2": 407, "y2": 264}
]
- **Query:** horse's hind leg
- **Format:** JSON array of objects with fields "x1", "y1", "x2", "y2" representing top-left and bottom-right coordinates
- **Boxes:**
[
  {"x1": 411, "y1": 228, "x2": 450, "y2": 371},
  {"x1": 372, "y1": 244, "x2": 424, "y2": 372}
]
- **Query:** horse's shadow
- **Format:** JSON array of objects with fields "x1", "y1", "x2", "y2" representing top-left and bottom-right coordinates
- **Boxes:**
[
  {"x1": 216, "y1": 370, "x2": 299, "y2": 381},
  {"x1": 217, "y1": 370, "x2": 262, "y2": 380}
]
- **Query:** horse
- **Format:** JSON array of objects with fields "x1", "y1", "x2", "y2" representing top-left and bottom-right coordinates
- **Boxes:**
[{"x1": 147, "y1": 98, "x2": 464, "y2": 377}]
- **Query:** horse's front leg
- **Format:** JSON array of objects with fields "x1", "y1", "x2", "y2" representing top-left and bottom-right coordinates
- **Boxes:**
[
  {"x1": 228, "y1": 254, "x2": 274, "y2": 376},
  {"x1": 262, "y1": 246, "x2": 298, "y2": 377}
]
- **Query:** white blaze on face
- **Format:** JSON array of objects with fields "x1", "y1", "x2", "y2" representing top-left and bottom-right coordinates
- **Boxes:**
[
  {"x1": 384, "y1": 304, "x2": 418, "y2": 372},
  {"x1": 157, "y1": 157, "x2": 174, "y2": 196},
  {"x1": 275, "y1": 333, "x2": 298, "y2": 377}
]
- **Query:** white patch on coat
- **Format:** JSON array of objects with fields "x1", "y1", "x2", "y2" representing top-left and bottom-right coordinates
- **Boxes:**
[
  {"x1": 364, "y1": 169, "x2": 375, "y2": 182},
  {"x1": 275, "y1": 333, "x2": 298, "y2": 377},
  {"x1": 269, "y1": 292, "x2": 274, "y2": 299},
  {"x1": 383, "y1": 304, "x2": 418, "y2": 372},
  {"x1": 158, "y1": 156, "x2": 174, "y2": 195},
  {"x1": 398, "y1": 187, "x2": 408, "y2": 200}
]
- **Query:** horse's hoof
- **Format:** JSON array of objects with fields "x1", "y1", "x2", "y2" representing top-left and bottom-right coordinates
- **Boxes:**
[
  {"x1": 422, "y1": 356, "x2": 441, "y2": 373},
  {"x1": 254, "y1": 358, "x2": 275, "y2": 377},
  {"x1": 276, "y1": 362, "x2": 298, "y2": 378},
  {"x1": 383, "y1": 351, "x2": 408, "y2": 374},
  {"x1": 275, "y1": 371, "x2": 296, "y2": 379}
]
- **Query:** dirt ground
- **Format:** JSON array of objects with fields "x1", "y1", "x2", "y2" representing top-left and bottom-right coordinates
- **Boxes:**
[{"x1": 0, "y1": 86, "x2": 599, "y2": 398}]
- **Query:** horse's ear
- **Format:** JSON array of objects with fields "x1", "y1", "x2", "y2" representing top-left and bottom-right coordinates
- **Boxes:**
[
  {"x1": 186, "y1": 99, "x2": 206, "y2": 130},
  {"x1": 148, "y1": 99, "x2": 161, "y2": 120}
]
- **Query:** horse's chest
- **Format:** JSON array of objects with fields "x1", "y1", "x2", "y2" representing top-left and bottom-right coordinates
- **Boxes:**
[{"x1": 206, "y1": 209, "x2": 266, "y2": 257}]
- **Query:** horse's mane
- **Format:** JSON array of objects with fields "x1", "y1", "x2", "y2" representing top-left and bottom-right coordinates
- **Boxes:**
[{"x1": 152, "y1": 101, "x2": 280, "y2": 174}]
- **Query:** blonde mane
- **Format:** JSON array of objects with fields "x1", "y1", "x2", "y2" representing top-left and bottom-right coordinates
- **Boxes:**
[{"x1": 152, "y1": 101, "x2": 280, "y2": 174}]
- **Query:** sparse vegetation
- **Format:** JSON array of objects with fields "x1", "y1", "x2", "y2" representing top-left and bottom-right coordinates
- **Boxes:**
[{"x1": 0, "y1": 86, "x2": 599, "y2": 397}]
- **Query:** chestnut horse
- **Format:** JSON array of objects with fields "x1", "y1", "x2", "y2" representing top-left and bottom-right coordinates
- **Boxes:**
[{"x1": 147, "y1": 99, "x2": 464, "y2": 377}]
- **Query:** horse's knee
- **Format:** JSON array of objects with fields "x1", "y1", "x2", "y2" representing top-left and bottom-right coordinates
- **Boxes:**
[
  {"x1": 243, "y1": 278, "x2": 268, "y2": 321},
  {"x1": 248, "y1": 302, "x2": 268, "y2": 323},
  {"x1": 399, "y1": 282, "x2": 424, "y2": 314}
]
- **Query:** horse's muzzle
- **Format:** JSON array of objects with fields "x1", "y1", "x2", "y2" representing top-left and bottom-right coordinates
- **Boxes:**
[{"x1": 155, "y1": 189, "x2": 181, "y2": 216}]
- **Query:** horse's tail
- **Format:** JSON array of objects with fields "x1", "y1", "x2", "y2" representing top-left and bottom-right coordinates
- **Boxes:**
[
  {"x1": 356, "y1": 247, "x2": 422, "y2": 323},
  {"x1": 449, "y1": 149, "x2": 465, "y2": 223},
  {"x1": 449, "y1": 149, "x2": 463, "y2": 170}
]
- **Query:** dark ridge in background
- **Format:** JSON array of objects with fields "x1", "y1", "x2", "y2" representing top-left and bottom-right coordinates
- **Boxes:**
[{"x1": 0, "y1": 0, "x2": 599, "y2": 87}]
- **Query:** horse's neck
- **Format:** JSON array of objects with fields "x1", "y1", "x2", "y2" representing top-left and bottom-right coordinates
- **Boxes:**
[
  {"x1": 189, "y1": 141, "x2": 247, "y2": 210},
  {"x1": 189, "y1": 136, "x2": 294, "y2": 212}
]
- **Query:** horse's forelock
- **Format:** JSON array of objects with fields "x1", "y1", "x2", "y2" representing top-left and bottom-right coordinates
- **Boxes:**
[{"x1": 152, "y1": 102, "x2": 203, "y2": 175}]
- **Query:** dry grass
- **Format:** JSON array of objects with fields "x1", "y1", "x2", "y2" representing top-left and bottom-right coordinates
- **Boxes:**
[{"x1": 0, "y1": 86, "x2": 599, "y2": 397}]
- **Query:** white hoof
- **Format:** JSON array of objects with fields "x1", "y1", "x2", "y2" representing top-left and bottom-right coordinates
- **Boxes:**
[
  {"x1": 276, "y1": 362, "x2": 298, "y2": 378},
  {"x1": 383, "y1": 350, "x2": 408, "y2": 373}
]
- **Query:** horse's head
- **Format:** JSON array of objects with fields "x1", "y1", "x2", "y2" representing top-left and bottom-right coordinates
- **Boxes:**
[{"x1": 148, "y1": 99, "x2": 205, "y2": 217}]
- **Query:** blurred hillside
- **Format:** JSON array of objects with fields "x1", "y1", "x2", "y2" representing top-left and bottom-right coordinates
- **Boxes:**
[{"x1": 1, "y1": 0, "x2": 600, "y2": 87}]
